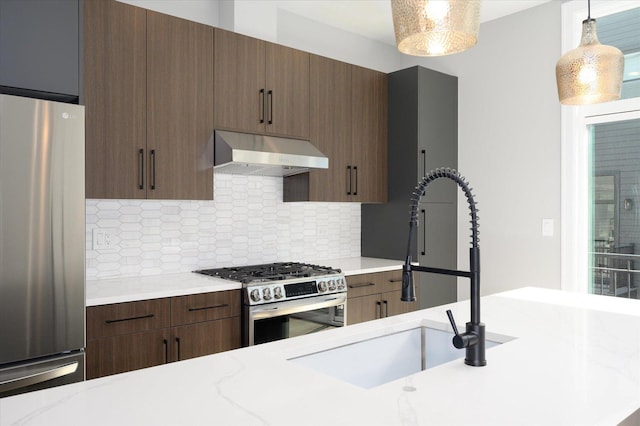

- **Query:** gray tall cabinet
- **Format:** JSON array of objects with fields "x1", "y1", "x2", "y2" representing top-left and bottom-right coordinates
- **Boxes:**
[{"x1": 361, "y1": 66, "x2": 458, "y2": 310}]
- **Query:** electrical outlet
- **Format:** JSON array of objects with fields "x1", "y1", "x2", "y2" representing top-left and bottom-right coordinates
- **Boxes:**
[
  {"x1": 542, "y1": 219, "x2": 554, "y2": 237},
  {"x1": 93, "y1": 228, "x2": 114, "y2": 250}
]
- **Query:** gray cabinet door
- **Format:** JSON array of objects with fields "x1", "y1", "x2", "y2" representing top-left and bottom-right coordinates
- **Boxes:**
[
  {"x1": 0, "y1": 0, "x2": 79, "y2": 97},
  {"x1": 417, "y1": 202, "x2": 457, "y2": 309}
]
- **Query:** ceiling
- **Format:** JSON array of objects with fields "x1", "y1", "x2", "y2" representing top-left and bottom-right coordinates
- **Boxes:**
[{"x1": 275, "y1": 0, "x2": 554, "y2": 46}]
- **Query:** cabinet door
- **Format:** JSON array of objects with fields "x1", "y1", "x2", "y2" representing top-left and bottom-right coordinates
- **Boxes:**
[
  {"x1": 86, "y1": 329, "x2": 168, "y2": 379},
  {"x1": 417, "y1": 67, "x2": 458, "y2": 203},
  {"x1": 305, "y1": 55, "x2": 351, "y2": 202},
  {"x1": 351, "y1": 66, "x2": 388, "y2": 203},
  {"x1": 214, "y1": 29, "x2": 265, "y2": 134},
  {"x1": 381, "y1": 290, "x2": 419, "y2": 317},
  {"x1": 347, "y1": 294, "x2": 381, "y2": 325},
  {"x1": 172, "y1": 317, "x2": 241, "y2": 362},
  {"x1": 146, "y1": 12, "x2": 214, "y2": 200},
  {"x1": 418, "y1": 202, "x2": 457, "y2": 309},
  {"x1": 0, "y1": 0, "x2": 79, "y2": 98},
  {"x1": 84, "y1": 0, "x2": 146, "y2": 199},
  {"x1": 265, "y1": 43, "x2": 310, "y2": 139}
]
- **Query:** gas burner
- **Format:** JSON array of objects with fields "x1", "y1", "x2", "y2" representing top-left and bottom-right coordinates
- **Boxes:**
[{"x1": 195, "y1": 262, "x2": 342, "y2": 284}]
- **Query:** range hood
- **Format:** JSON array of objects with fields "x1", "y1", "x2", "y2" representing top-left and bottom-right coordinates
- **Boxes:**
[{"x1": 214, "y1": 130, "x2": 329, "y2": 177}]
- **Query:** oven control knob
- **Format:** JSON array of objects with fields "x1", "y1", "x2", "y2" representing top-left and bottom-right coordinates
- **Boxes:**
[
  {"x1": 274, "y1": 287, "x2": 283, "y2": 299},
  {"x1": 318, "y1": 281, "x2": 328, "y2": 292},
  {"x1": 328, "y1": 280, "x2": 336, "y2": 291},
  {"x1": 263, "y1": 287, "x2": 272, "y2": 301},
  {"x1": 337, "y1": 278, "x2": 345, "y2": 290},
  {"x1": 250, "y1": 289, "x2": 261, "y2": 302}
]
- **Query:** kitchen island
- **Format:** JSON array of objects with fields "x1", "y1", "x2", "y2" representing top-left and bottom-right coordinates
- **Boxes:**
[{"x1": 2, "y1": 287, "x2": 640, "y2": 425}]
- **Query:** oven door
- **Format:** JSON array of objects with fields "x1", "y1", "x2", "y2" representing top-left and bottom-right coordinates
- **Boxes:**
[{"x1": 246, "y1": 293, "x2": 347, "y2": 346}]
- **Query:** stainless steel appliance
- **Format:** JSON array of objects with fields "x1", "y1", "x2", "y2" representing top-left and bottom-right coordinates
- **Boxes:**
[
  {"x1": 195, "y1": 262, "x2": 346, "y2": 346},
  {"x1": 0, "y1": 94, "x2": 85, "y2": 397},
  {"x1": 213, "y1": 130, "x2": 329, "y2": 177}
]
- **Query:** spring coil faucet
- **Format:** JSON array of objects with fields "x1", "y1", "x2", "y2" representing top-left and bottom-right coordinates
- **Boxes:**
[{"x1": 401, "y1": 167, "x2": 486, "y2": 367}]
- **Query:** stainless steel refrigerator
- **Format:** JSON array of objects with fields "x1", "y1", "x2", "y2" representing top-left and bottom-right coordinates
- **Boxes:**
[{"x1": 0, "y1": 94, "x2": 85, "y2": 397}]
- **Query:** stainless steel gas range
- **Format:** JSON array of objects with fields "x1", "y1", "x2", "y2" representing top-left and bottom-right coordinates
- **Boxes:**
[{"x1": 195, "y1": 262, "x2": 347, "y2": 346}]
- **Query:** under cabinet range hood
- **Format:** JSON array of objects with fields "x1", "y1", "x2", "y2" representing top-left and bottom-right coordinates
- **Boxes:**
[{"x1": 214, "y1": 130, "x2": 328, "y2": 177}]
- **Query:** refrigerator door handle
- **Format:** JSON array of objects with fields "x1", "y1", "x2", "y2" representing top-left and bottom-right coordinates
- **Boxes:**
[{"x1": 0, "y1": 361, "x2": 78, "y2": 394}]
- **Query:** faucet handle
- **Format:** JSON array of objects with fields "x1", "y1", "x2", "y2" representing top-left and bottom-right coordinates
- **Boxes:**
[
  {"x1": 446, "y1": 309, "x2": 459, "y2": 336},
  {"x1": 446, "y1": 309, "x2": 476, "y2": 349}
]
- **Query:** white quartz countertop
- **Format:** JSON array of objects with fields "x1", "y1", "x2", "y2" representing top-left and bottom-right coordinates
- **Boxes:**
[
  {"x1": 86, "y1": 257, "x2": 404, "y2": 306},
  {"x1": 4, "y1": 287, "x2": 640, "y2": 425}
]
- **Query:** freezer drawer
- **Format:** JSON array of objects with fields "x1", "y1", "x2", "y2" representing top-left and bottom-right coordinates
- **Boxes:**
[{"x1": 0, "y1": 352, "x2": 84, "y2": 398}]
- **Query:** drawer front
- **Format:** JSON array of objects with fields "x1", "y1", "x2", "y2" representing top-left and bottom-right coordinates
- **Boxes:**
[
  {"x1": 87, "y1": 298, "x2": 171, "y2": 340},
  {"x1": 346, "y1": 270, "x2": 403, "y2": 298},
  {"x1": 378, "y1": 270, "x2": 404, "y2": 293},
  {"x1": 171, "y1": 290, "x2": 241, "y2": 326}
]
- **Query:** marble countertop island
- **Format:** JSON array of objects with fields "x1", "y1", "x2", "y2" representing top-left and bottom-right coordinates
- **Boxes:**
[{"x1": 3, "y1": 287, "x2": 640, "y2": 425}]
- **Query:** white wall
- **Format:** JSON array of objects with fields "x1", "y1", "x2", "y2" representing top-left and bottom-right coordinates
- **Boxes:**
[
  {"x1": 112, "y1": 0, "x2": 564, "y2": 298},
  {"x1": 400, "y1": 2, "x2": 563, "y2": 298}
]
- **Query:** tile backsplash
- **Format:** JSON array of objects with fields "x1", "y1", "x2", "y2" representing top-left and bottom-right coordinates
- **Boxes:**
[{"x1": 85, "y1": 174, "x2": 361, "y2": 280}]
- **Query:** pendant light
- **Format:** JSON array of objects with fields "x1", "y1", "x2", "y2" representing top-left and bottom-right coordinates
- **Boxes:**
[
  {"x1": 555, "y1": 0, "x2": 624, "y2": 105},
  {"x1": 391, "y1": 0, "x2": 481, "y2": 57}
]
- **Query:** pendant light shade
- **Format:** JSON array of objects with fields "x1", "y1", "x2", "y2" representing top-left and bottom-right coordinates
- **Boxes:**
[
  {"x1": 391, "y1": 0, "x2": 481, "y2": 57},
  {"x1": 556, "y1": 18, "x2": 624, "y2": 105}
]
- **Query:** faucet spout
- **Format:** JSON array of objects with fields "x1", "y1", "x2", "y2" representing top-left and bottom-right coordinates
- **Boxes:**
[{"x1": 401, "y1": 168, "x2": 486, "y2": 367}]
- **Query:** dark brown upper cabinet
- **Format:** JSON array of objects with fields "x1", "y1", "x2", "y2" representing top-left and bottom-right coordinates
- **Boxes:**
[
  {"x1": 146, "y1": 11, "x2": 214, "y2": 200},
  {"x1": 84, "y1": 1, "x2": 214, "y2": 200},
  {"x1": 214, "y1": 28, "x2": 310, "y2": 140},
  {"x1": 84, "y1": 0, "x2": 147, "y2": 199},
  {"x1": 284, "y1": 56, "x2": 387, "y2": 203},
  {"x1": 350, "y1": 65, "x2": 388, "y2": 203}
]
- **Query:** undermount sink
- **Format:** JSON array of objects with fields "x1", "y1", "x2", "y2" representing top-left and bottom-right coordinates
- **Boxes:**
[{"x1": 289, "y1": 326, "x2": 509, "y2": 389}]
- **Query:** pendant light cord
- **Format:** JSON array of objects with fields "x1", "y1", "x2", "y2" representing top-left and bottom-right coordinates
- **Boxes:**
[{"x1": 587, "y1": 0, "x2": 592, "y2": 21}]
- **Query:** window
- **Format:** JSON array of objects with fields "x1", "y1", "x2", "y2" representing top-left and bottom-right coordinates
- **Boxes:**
[{"x1": 561, "y1": 1, "x2": 640, "y2": 295}]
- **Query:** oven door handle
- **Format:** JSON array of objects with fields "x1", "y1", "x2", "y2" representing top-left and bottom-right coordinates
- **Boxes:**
[{"x1": 250, "y1": 295, "x2": 346, "y2": 320}]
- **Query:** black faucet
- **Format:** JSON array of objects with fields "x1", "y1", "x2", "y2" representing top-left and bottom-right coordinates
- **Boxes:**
[{"x1": 401, "y1": 168, "x2": 486, "y2": 367}]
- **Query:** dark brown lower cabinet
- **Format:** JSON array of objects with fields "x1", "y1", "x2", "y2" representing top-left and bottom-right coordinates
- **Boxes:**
[
  {"x1": 172, "y1": 317, "x2": 241, "y2": 362},
  {"x1": 346, "y1": 271, "x2": 419, "y2": 326},
  {"x1": 86, "y1": 290, "x2": 241, "y2": 379}
]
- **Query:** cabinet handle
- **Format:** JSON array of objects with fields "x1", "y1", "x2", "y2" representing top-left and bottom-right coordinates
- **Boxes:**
[
  {"x1": 150, "y1": 149, "x2": 156, "y2": 190},
  {"x1": 259, "y1": 88, "x2": 265, "y2": 123},
  {"x1": 421, "y1": 208, "x2": 426, "y2": 256},
  {"x1": 348, "y1": 282, "x2": 375, "y2": 289},
  {"x1": 376, "y1": 301, "x2": 382, "y2": 319},
  {"x1": 176, "y1": 337, "x2": 181, "y2": 361},
  {"x1": 421, "y1": 149, "x2": 426, "y2": 177},
  {"x1": 187, "y1": 303, "x2": 229, "y2": 312},
  {"x1": 388, "y1": 278, "x2": 402, "y2": 283},
  {"x1": 138, "y1": 149, "x2": 145, "y2": 190},
  {"x1": 383, "y1": 300, "x2": 389, "y2": 317},
  {"x1": 267, "y1": 90, "x2": 273, "y2": 125},
  {"x1": 163, "y1": 339, "x2": 168, "y2": 364},
  {"x1": 104, "y1": 313, "x2": 154, "y2": 324},
  {"x1": 353, "y1": 166, "x2": 358, "y2": 196},
  {"x1": 346, "y1": 165, "x2": 352, "y2": 195}
]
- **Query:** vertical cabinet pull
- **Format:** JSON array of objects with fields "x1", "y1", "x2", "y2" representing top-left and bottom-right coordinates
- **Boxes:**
[
  {"x1": 376, "y1": 300, "x2": 382, "y2": 319},
  {"x1": 163, "y1": 339, "x2": 168, "y2": 364},
  {"x1": 267, "y1": 90, "x2": 273, "y2": 125},
  {"x1": 150, "y1": 149, "x2": 156, "y2": 190},
  {"x1": 138, "y1": 149, "x2": 145, "y2": 190},
  {"x1": 421, "y1": 209, "x2": 426, "y2": 256},
  {"x1": 383, "y1": 300, "x2": 389, "y2": 317},
  {"x1": 175, "y1": 337, "x2": 181, "y2": 361},
  {"x1": 353, "y1": 166, "x2": 358, "y2": 196},
  {"x1": 346, "y1": 165, "x2": 352, "y2": 195},
  {"x1": 421, "y1": 149, "x2": 426, "y2": 177},
  {"x1": 259, "y1": 89, "x2": 265, "y2": 123}
]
